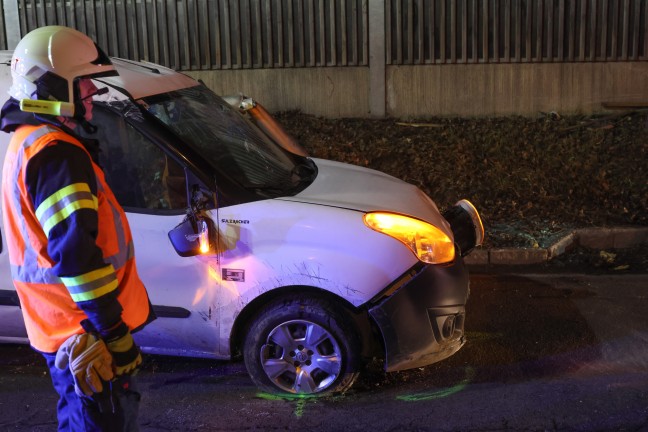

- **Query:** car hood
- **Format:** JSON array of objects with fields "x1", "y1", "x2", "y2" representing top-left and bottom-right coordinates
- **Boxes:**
[{"x1": 279, "y1": 158, "x2": 452, "y2": 235}]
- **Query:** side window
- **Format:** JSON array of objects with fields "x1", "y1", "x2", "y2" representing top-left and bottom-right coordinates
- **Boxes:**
[{"x1": 90, "y1": 105, "x2": 188, "y2": 211}]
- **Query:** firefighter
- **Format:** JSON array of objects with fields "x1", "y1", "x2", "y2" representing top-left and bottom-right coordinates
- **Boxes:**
[{"x1": 0, "y1": 26, "x2": 155, "y2": 431}]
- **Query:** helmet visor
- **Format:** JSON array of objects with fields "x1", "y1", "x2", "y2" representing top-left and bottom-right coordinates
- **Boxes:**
[{"x1": 34, "y1": 72, "x2": 68, "y2": 101}]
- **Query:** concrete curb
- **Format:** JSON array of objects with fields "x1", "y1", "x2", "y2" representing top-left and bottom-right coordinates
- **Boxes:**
[{"x1": 464, "y1": 227, "x2": 648, "y2": 266}]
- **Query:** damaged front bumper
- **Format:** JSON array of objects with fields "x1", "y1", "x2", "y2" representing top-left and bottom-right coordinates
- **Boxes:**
[{"x1": 368, "y1": 256, "x2": 470, "y2": 372}]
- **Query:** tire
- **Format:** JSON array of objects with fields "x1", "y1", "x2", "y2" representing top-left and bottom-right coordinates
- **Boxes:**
[{"x1": 243, "y1": 295, "x2": 361, "y2": 395}]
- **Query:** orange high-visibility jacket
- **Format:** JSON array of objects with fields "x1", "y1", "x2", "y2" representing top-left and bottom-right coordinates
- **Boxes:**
[{"x1": 2, "y1": 124, "x2": 151, "y2": 353}]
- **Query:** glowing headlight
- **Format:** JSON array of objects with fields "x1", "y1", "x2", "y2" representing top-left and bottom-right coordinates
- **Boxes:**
[{"x1": 363, "y1": 212, "x2": 455, "y2": 264}]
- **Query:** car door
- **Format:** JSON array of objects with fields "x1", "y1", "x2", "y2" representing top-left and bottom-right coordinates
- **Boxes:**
[
  {"x1": 90, "y1": 104, "x2": 227, "y2": 359},
  {"x1": 0, "y1": 236, "x2": 27, "y2": 341},
  {"x1": 0, "y1": 54, "x2": 28, "y2": 342}
]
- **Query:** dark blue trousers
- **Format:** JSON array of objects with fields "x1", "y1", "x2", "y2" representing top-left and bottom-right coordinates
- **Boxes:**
[{"x1": 43, "y1": 352, "x2": 141, "y2": 431}]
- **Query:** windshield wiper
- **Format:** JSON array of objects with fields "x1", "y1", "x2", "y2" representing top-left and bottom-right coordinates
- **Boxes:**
[{"x1": 242, "y1": 160, "x2": 317, "y2": 197}]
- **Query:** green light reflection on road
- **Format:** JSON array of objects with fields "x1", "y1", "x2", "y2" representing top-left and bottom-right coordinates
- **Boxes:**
[
  {"x1": 396, "y1": 366, "x2": 476, "y2": 402},
  {"x1": 256, "y1": 366, "x2": 476, "y2": 414},
  {"x1": 256, "y1": 392, "x2": 315, "y2": 418}
]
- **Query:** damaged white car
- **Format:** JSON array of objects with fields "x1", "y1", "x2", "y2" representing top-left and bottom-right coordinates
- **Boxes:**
[{"x1": 0, "y1": 52, "x2": 483, "y2": 395}]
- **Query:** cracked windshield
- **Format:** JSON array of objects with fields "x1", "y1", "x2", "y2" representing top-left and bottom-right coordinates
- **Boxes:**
[{"x1": 143, "y1": 85, "x2": 308, "y2": 195}]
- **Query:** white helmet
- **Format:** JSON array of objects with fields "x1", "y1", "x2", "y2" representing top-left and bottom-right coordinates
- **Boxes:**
[{"x1": 9, "y1": 26, "x2": 116, "y2": 106}]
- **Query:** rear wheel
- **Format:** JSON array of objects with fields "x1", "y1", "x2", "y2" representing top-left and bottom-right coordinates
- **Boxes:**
[{"x1": 243, "y1": 296, "x2": 361, "y2": 395}]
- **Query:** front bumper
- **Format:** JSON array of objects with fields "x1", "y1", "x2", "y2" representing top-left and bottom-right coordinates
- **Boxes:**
[{"x1": 368, "y1": 257, "x2": 470, "y2": 372}]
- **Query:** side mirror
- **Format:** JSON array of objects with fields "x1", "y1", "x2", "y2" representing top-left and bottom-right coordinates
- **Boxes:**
[{"x1": 168, "y1": 215, "x2": 217, "y2": 257}]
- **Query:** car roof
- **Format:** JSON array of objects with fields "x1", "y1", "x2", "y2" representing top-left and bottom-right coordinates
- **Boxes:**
[
  {"x1": 102, "y1": 57, "x2": 199, "y2": 99},
  {"x1": 0, "y1": 51, "x2": 199, "y2": 100}
]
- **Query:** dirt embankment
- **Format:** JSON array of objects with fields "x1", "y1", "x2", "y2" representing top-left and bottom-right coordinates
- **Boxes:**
[{"x1": 277, "y1": 111, "x2": 648, "y2": 249}]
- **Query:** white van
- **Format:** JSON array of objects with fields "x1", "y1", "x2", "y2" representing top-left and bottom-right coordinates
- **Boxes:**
[{"x1": 0, "y1": 52, "x2": 483, "y2": 395}]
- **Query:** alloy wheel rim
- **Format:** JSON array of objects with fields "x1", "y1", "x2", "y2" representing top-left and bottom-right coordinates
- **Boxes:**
[{"x1": 260, "y1": 319, "x2": 343, "y2": 394}]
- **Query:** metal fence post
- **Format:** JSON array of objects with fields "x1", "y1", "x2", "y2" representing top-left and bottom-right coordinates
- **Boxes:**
[
  {"x1": 368, "y1": 0, "x2": 386, "y2": 117},
  {"x1": 3, "y1": 0, "x2": 22, "y2": 49}
]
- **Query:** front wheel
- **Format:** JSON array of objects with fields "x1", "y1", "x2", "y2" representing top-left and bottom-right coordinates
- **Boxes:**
[{"x1": 243, "y1": 295, "x2": 361, "y2": 395}]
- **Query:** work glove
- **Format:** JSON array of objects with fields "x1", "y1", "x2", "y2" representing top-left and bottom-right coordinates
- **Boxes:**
[
  {"x1": 55, "y1": 333, "x2": 115, "y2": 397},
  {"x1": 105, "y1": 328, "x2": 142, "y2": 376}
]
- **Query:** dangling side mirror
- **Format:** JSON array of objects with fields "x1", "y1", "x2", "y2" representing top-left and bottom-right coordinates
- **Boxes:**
[{"x1": 168, "y1": 215, "x2": 217, "y2": 257}]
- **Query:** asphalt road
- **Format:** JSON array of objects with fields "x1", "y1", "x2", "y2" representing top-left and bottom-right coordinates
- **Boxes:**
[{"x1": 1, "y1": 272, "x2": 647, "y2": 431}]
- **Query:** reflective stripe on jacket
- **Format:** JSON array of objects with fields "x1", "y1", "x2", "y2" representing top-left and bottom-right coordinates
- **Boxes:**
[{"x1": 1, "y1": 124, "x2": 150, "y2": 353}]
